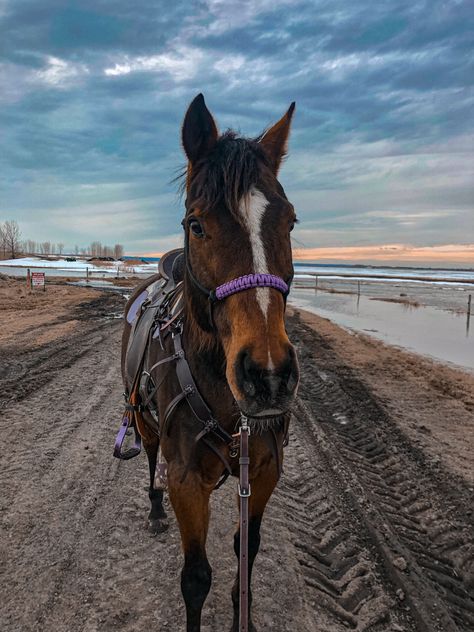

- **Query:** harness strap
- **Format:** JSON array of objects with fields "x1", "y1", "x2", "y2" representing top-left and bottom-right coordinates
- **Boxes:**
[
  {"x1": 238, "y1": 417, "x2": 251, "y2": 632},
  {"x1": 201, "y1": 437, "x2": 233, "y2": 475},
  {"x1": 139, "y1": 351, "x2": 184, "y2": 408},
  {"x1": 147, "y1": 351, "x2": 184, "y2": 374},
  {"x1": 163, "y1": 390, "x2": 189, "y2": 434},
  {"x1": 172, "y1": 330, "x2": 234, "y2": 445}
]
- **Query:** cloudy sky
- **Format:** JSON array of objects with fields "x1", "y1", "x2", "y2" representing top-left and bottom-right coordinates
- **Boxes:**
[{"x1": 1, "y1": 0, "x2": 473, "y2": 256}]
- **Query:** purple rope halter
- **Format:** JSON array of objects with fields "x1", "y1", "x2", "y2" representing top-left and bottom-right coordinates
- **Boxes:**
[{"x1": 215, "y1": 273, "x2": 288, "y2": 300}]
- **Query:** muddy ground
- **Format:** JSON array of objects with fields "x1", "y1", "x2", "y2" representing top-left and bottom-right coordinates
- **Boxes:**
[{"x1": 1, "y1": 279, "x2": 473, "y2": 632}]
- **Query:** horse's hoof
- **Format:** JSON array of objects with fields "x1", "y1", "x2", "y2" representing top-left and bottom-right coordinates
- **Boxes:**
[{"x1": 148, "y1": 518, "x2": 169, "y2": 534}]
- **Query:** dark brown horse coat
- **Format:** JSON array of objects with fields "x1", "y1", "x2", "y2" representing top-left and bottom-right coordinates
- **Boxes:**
[{"x1": 121, "y1": 94, "x2": 299, "y2": 632}]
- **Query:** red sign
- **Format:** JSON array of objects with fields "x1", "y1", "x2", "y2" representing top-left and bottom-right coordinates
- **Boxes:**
[{"x1": 31, "y1": 272, "x2": 45, "y2": 289}]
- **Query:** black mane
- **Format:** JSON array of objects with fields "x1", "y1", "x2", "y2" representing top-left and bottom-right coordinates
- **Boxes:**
[{"x1": 186, "y1": 131, "x2": 271, "y2": 216}]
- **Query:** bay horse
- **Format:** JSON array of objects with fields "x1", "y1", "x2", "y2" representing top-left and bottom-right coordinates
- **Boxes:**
[{"x1": 120, "y1": 94, "x2": 299, "y2": 632}]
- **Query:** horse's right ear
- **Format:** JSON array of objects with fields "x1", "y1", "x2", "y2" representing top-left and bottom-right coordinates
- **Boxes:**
[{"x1": 182, "y1": 94, "x2": 218, "y2": 165}]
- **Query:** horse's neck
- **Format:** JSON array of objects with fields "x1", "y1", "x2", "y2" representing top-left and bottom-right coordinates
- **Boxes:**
[{"x1": 183, "y1": 314, "x2": 226, "y2": 384}]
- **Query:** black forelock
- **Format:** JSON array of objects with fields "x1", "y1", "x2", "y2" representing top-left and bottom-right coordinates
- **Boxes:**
[{"x1": 187, "y1": 130, "x2": 271, "y2": 216}]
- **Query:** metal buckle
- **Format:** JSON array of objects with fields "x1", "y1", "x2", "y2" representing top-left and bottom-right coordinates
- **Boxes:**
[
  {"x1": 171, "y1": 319, "x2": 184, "y2": 336},
  {"x1": 240, "y1": 415, "x2": 250, "y2": 435},
  {"x1": 229, "y1": 438, "x2": 239, "y2": 458},
  {"x1": 238, "y1": 484, "x2": 251, "y2": 497},
  {"x1": 204, "y1": 418, "x2": 217, "y2": 433}
]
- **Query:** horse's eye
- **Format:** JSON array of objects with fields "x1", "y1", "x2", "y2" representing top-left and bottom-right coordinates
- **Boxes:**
[
  {"x1": 289, "y1": 217, "x2": 299, "y2": 232},
  {"x1": 189, "y1": 219, "x2": 204, "y2": 237}
]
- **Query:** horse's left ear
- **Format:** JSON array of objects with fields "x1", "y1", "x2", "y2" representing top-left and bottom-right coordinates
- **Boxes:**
[
  {"x1": 259, "y1": 102, "x2": 295, "y2": 174},
  {"x1": 182, "y1": 93, "x2": 219, "y2": 165}
]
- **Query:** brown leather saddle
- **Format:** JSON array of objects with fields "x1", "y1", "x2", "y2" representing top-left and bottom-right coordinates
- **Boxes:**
[{"x1": 124, "y1": 248, "x2": 185, "y2": 398}]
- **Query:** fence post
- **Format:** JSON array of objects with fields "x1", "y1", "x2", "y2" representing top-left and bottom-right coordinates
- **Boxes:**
[
  {"x1": 315, "y1": 275, "x2": 318, "y2": 292},
  {"x1": 467, "y1": 294, "x2": 471, "y2": 336},
  {"x1": 26, "y1": 268, "x2": 31, "y2": 290}
]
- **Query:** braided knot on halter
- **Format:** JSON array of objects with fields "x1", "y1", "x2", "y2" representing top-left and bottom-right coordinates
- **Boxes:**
[{"x1": 215, "y1": 273, "x2": 289, "y2": 300}]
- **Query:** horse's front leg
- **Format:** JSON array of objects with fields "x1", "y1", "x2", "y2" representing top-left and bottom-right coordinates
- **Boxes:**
[
  {"x1": 169, "y1": 470, "x2": 212, "y2": 632},
  {"x1": 231, "y1": 461, "x2": 279, "y2": 632}
]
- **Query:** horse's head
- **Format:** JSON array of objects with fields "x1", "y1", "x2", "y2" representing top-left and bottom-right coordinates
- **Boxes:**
[{"x1": 181, "y1": 94, "x2": 299, "y2": 419}]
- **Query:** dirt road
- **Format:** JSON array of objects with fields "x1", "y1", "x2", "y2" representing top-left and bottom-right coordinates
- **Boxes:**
[{"x1": 1, "y1": 282, "x2": 473, "y2": 631}]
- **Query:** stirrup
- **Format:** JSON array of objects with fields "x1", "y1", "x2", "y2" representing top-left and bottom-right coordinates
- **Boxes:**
[{"x1": 113, "y1": 413, "x2": 142, "y2": 460}]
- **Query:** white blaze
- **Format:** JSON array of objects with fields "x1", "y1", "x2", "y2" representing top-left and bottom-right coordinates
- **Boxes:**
[{"x1": 239, "y1": 188, "x2": 270, "y2": 318}]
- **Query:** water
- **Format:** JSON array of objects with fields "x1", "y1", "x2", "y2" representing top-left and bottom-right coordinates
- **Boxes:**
[
  {"x1": 289, "y1": 289, "x2": 473, "y2": 370},
  {"x1": 293, "y1": 263, "x2": 474, "y2": 285}
]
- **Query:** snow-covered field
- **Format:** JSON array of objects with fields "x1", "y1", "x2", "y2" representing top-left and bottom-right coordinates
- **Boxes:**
[
  {"x1": 2, "y1": 256, "x2": 473, "y2": 286},
  {"x1": 0, "y1": 257, "x2": 157, "y2": 278}
]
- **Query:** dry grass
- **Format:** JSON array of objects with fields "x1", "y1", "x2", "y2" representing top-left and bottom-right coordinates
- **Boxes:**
[
  {"x1": 370, "y1": 297, "x2": 421, "y2": 307},
  {"x1": 123, "y1": 258, "x2": 149, "y2": 266},
  {"x1": 293, "y1": 283, "x2": 356, "y2": 295}
]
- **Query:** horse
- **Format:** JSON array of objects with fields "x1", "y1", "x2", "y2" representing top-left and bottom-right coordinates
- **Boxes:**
[{"x1": 120, "y1": 94, "x2": 300, "y2": 632}]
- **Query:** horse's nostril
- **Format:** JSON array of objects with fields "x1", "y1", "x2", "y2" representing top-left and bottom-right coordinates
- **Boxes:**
[
  {"x1": 243, "y1": 351, "x2": 253, "y2": 375},
  {"x1": 243, "y1": 380, "x2": 256, "y2": 396}
]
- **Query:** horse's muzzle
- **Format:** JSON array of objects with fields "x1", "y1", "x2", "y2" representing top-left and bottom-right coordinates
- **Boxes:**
[{"x1": 234, "y1": 345, "x2": 299, "y2": 416}]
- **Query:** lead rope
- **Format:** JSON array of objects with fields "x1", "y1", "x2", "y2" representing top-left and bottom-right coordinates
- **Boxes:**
[{"x1": 238, "y1": 415, "x2": 251, "y2": 632}]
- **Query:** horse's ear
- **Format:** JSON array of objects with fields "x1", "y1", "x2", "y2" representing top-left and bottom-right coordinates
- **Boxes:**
[
  {"x1": 259, "y1": 102, "x2": 295, "y2": 174},
  {"x1": 182, "y1": 93, "x2": 218, "y2": 164}
]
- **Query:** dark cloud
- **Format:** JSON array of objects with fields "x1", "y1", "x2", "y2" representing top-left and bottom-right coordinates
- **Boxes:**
[{"x1": 0, "y1": 0, "x2": 472, "y2": 251}]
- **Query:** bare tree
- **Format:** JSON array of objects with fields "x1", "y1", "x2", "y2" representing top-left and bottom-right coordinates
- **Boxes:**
[
  {"x1": 74, "y1": 244, "x2": 79, "y2": 255},
  {"x1": 3, "y1": 220, "x2": 22, "y2": 259},
  {"x1": 0, "y1": 224, "x2": 5, "y2": 257},
  {"x1": 57, "y1": 242, "x2": 65, "y2": 255},
  {"x1": 27, "y1": 239, "x2": 36, "y2": 254},
  {"x1": 40, "y1": 241, "x2": 51, "y2": 255},
  {"x1": 114, "y1": 243, "x2": 124, "y2": 259}
]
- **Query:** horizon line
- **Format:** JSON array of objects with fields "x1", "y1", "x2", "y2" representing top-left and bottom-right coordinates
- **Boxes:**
[{"x1": 136, "y1": 243, "x2": 474, "y2": 264}]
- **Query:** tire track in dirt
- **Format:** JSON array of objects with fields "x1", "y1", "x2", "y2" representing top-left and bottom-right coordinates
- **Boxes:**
[
  {"x1": 272, "y1": 431, "x2": 404, "y2": 631},
  {"x1": 288, "y1": 313, "x2": 474, "y2": 632},
  {"x1": 0, "y1": 293, "x2": 122, "y2": 410}
]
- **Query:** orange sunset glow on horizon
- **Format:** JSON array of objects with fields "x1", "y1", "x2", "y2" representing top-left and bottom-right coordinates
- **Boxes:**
[{"x1": 140, "y1": 244, "x2": 474, "y2": 267}]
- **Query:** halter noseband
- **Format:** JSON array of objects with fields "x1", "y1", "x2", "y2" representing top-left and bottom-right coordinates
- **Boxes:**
[{"x1": 215, "y1": 273, "x2": 288, "y2": 300}]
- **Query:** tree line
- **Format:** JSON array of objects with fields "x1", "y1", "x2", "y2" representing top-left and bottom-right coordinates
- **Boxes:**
[{"x1": 0, "y1": 220, "x2": 124, "y2": 260}]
